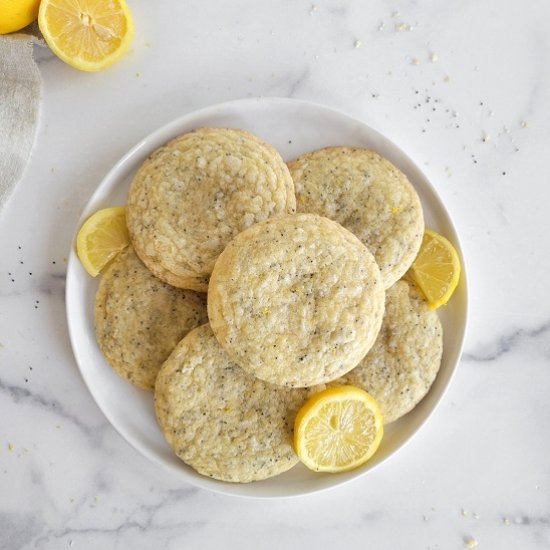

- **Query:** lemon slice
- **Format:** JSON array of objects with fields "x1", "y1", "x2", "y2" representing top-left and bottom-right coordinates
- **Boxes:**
[
  {"x1": 406, "y1": 229, "x2": 461, "y2": 309},
  {"x1": 76, "y1": 206, "x2": 129, "y2": 277},
  {"x1": 0, "y1": 0, "x2": 40, "y2": 34},
  {"x1": 38, "y1": 0, "x2": 134, "y2": 72},
  {"x1": 294, "y1": 386, "x2": 384, "y2": 473}
]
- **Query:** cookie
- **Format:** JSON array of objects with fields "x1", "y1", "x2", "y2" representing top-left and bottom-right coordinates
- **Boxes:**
[
  {"x1": 133, "y1": 245, "x2": 209, "y2": 293},
  {"x1": 94, "y1": 246, "x2": 208, "y2": 390},
  {"x1": 288, "y1": 147, "x2": 424, "y2": 288},
  {"x1": 208, "y1": 213, "x2": 385, "y2": 388},
  {"x1": 154, "y1": 324, "x2": 320, "y2": 482},
  {"x1": 127, "y1": 127, "x2": 296, "y2": 290},
  {"x1": 335, "y1": 280, "x2": 443, "y2": 423}
]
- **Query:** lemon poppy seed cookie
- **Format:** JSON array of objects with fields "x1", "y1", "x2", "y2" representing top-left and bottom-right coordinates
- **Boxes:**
[
  {"x1": 95, "y1": 246, "x2": 208, "y2": 390},
  {"x1": 133, "y1": 246, "x2": 209, "y2": 293},
  {"x1": 208, "y1": 214, "x2": 385, "y2": 388},
  {"x1": 154, "y1": 324, "x2": 321, "y2": 482},
  {"x1": 288, "y1": 147, "x2": 424, "y2": 289},
  {"x1": 336, "y1": 280, "x2": 443, "y2": 423},
  {"x1": 127, "y1": 127, "x2": 296, "y2": 289}
]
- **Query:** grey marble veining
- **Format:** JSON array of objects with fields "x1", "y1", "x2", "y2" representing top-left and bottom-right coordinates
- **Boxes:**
[
  {"x1": 463, "y1": 319, "x2": 550, "y2": 363},
  {"x1": 1, "y1": 0, "x2": 550, "y2": 548}
]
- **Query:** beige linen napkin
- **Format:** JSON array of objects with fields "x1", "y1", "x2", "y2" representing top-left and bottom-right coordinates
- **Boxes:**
[{"x1": 0, "y1": 33, "x2": 42, "y2": 211}]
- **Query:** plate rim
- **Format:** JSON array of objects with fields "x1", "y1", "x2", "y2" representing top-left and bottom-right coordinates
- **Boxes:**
[{"x1": 65, "y1": 96, "x2": 469, "y2": 499}]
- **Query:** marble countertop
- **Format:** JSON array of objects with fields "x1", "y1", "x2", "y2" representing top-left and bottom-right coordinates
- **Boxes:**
[{"x1": 1, "y1": 0, "x2": 549, "y2": 548}]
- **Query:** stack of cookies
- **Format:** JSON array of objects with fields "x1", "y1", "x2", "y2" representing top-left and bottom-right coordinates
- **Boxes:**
[{"x1": 94, "y1": 127, "x2": 443, "y2": 483}]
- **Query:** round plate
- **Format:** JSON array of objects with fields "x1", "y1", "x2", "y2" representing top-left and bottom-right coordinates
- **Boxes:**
[{"x1": 66, "y1": 97, "x2": 468, "y2": 498}]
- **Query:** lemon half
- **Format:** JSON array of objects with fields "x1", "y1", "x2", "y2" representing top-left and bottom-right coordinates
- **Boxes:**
[{"x1": 38, "y1": 0, "x2": 134, "y2": 71}]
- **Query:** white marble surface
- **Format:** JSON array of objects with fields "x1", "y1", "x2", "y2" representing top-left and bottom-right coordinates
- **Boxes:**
[{"x1": 1, "y1": 0, "x2": 549, "y2": 548}]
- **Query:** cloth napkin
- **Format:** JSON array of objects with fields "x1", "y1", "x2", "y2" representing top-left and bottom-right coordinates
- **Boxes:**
[{"x1": 0, "y1": 33, "x2": 42, "y2": 212}]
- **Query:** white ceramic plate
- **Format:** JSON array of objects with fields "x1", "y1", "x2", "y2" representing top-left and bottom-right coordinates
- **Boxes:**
[{"x1": 66, "y1": 98, "x2": 468, "y2": 498}]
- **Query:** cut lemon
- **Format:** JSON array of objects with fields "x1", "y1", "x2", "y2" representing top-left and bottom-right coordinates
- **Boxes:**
[
  {"x1": 294, "y1": 386, "x2": 384, "y2": 473},
  {"x1": 406, "y1": 229, "x2": 461, "y2": 309},
  {"x1": 76, "y1": 206, "x2": 129, "y2": 277},
  {"x1": 0, "y1": 0, "x2": 40, "y2": 34},
  {"x1": 38, "y1": 0, "x2": 134, "y2": 72}
]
